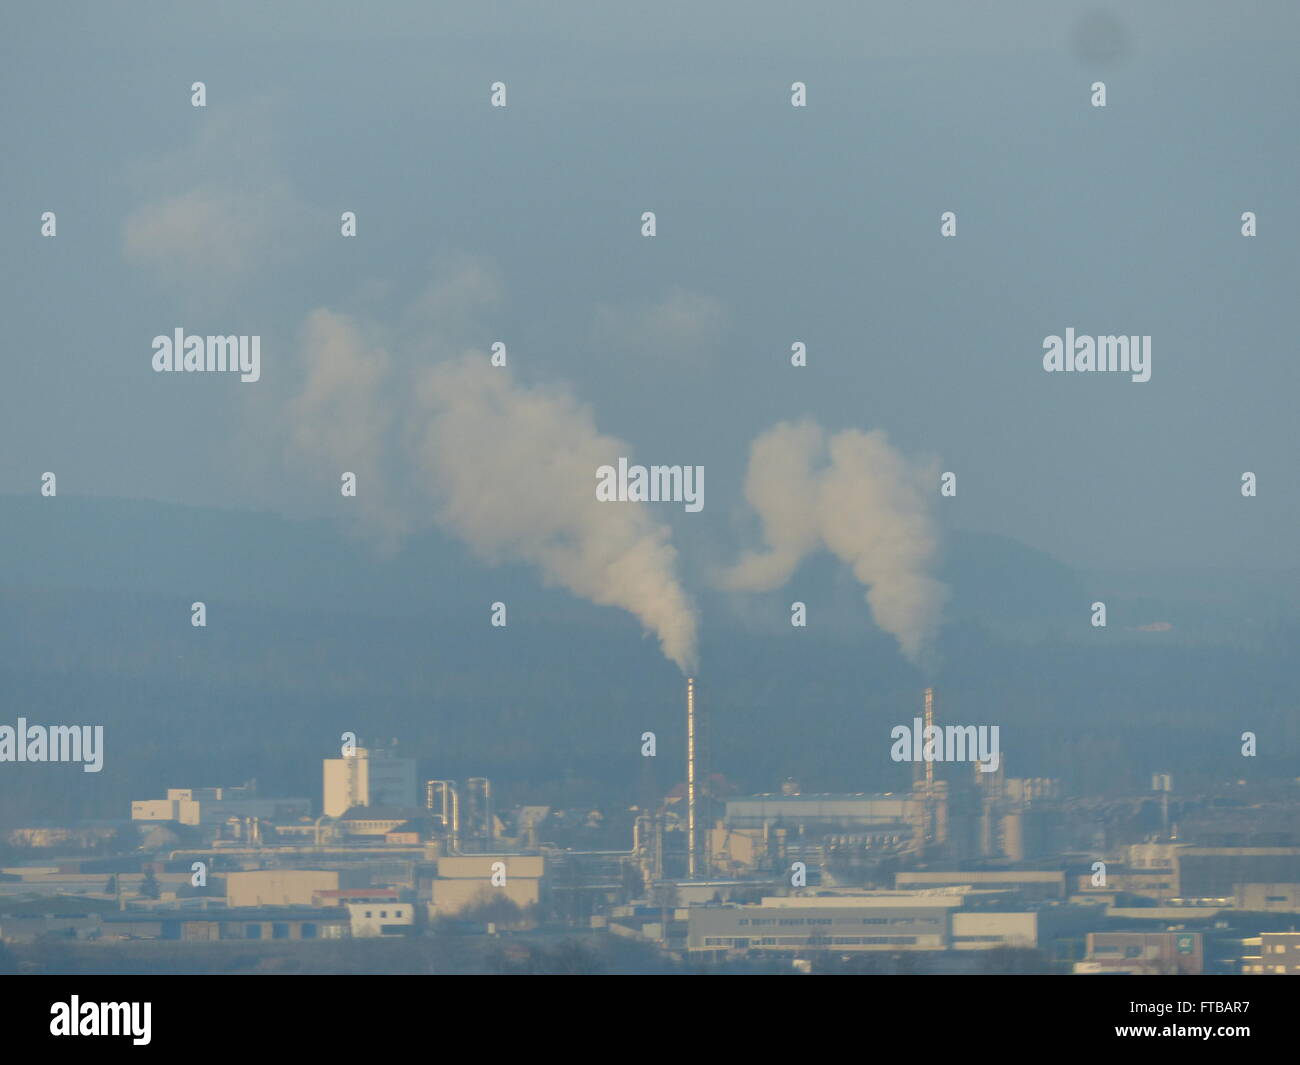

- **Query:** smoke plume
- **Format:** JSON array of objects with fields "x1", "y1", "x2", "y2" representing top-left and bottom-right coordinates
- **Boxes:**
[
  {"x1": 724, "y1": 420, "x2": 946, "y2": 663},
  {"x1": 282, "y1": 259, "x2": 699, "y2": 672},
  {"x1": 414, "y1": 356, "x2": 698, "y2": 673},
  {"x1": 287, "y1": 308, "x2": 406, "y2": 544}
]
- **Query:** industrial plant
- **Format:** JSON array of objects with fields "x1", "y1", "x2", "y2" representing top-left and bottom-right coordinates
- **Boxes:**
[{"x1": 7, "y1": 674, "x2": 1295, "y2": 979}]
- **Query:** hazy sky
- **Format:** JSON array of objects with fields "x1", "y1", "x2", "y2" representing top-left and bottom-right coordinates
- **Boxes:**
[{"x1": 3, "y1": 0, "x2": 1297, "y2": 576}]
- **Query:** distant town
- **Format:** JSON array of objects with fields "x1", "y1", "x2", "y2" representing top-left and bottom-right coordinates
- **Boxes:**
[{"x1": 3, "y1": 684, "x2": 1298, "y2": 976}]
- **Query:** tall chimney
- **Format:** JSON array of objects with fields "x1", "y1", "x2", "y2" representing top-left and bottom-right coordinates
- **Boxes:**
[
  {"x1": 687, "y1": 676, "x2": 697, "y2": 880},
  {"x1": 924, "y1": 687, "x2": 935, "y2": 793},
  {"x1": 915, "y1": 686, "x2": 936, "y2": 855}
]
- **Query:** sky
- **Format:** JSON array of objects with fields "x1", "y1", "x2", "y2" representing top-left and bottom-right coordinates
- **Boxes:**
[{"x1": 2, "y1": 0, "x2": 1298, "y2": 588}]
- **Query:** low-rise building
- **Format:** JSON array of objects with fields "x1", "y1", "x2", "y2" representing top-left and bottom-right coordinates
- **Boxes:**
[
  {"x1": 1176, "y1": 847, "x2": 1300, "y2": 899},
  {"x1": 895, "y1": 869, "x2": 1066, "y2": 900},
  {"x1": 100, "y1": 908, "x2": 348, "y2": 941},
  {"x1": 1076, "y1": 931, "x2": 1203, "y2": 975},
  {"x1": 131, "y1": 788, "x2": 310, "y2": 828},
  {"x1": 428, "y1": 854, "x2": 546, "y2": 916},
  {"x1": 1234, "y1": 883, "x2": 1300, "y2": 912},
  {"x1": 337, "y1": 806, "x2": 425, "y2": 838},
  {"x1": 1241, "y1": 932, "x2": 1300, "y2": 975},
  {"x1": 226, "y1": 868, "x2": 369, "y2": 908},
  {"x1": 347, "y1": 901, "x2": 416, "y2": 937},
  {"x1": 950, "y1": 911, "x2": 1038, "y2": 950},
  {"x1": 312, "y1": 888, "x2": 400, "y2": 908},
  {"x1": 685, "y1": 891, "x2": 1037, "y2": 955},
  {"x1": 724, "y1": 794, "x2": 915, "y2": 831}
]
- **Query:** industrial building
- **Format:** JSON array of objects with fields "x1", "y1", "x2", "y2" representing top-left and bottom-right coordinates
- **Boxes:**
[
  {"x1": 226, "y1": 868, "x2": 371, "y2": 908},
  {"x1": 689, "y1": 895, "x2": 950, "y2": 954},
  {"x1": 895, "y1": 870, "x2": 1067, "y2": 900},
  {"x1": 427, "y1": 854, "x2": 547, "y2": 916},
  {"x1": 1241, "y1": 932, "x2": 1300, "y2": 974},
  {"x1": 335, "y1": 807, "x2": 426, "y2": 838},
  {"x1": 131, "y1": 787, "x2": 310, "y2": 827},
  {"x1": 1234, "y1": 883, "x2": 1300, "y2": 912},
  {"x1": 950, "y1": 911, "x2": 1038, "y2": 950},
  {"x1": 100, "y1": 908, "x2": 348, "y2": 941},
  {"x1": 0, "y1": 900, "x2": 110, "y2": 943},
  {"x1": 346, "y1": 901, "x2": 416, "y2": 937},
  {"x1": 724, "y1": 794, "x2": 916, "y2": 831},
  {"x1": 425, "y1": 778, "x2": 499, "y2": 851},
  {"x1": 322, "y1": 746, "x2": 418, "y2": 818},
  {"x1": 1101, "y1": 844, "x2": 1300, "y2": 903},
  {"x1": 1175, "y1": 848, "x2": 1300, "y2": 899},
  {"x1": 1075, "y1": 931, "x2": 1204, "y2": 975},
  {"x1": 684, "y1": 890, "x2": 1050, "y2": 956}
]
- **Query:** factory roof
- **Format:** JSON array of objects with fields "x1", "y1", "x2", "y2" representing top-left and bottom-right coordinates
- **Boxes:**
[
  {"x1": 731, "y1": 793, "x2": 902, "y2": 801},
  {"x1": 102, "y1": 907, "x2": 348, "y2": 923},
  {"x1": 758, "y1": 891, "x2": 987, "y2": 908}
]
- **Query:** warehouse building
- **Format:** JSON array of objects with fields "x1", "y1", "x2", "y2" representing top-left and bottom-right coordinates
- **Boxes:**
[
  {"x1": 100, "y1": 908, "x2": 349, "y2": 941},
  {"x1": 226, "y1": 868, "x2": 370, "y2": 908},
  {"x1": 685, "y1": 890, "x2": 1042, "y2": 956}
]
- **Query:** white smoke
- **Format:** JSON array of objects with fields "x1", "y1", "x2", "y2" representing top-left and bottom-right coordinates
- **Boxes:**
[
  {"x1": 724, "y1": 420, "x2": 946, "y2": 663},
  {"x1": 411, "y1": 357, "x2": 699, "y2": 673},
  {"x1": 287, "y1": 308, "x2": 406, "y2": 543},
  {"x1": 282, "y1": 263, "x2": 699, "y2": 672}
]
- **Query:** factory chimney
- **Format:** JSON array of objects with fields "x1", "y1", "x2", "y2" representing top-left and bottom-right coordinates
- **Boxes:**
[
  {"x1": 924, "y1": 687, "x2": 935, "y2": 794},
  {"x1": 913, "y1": 687, "x2": 937, "y2": 854},
  {"x1": 687, "y1": 676, "x2": 698, "y2": 880}
]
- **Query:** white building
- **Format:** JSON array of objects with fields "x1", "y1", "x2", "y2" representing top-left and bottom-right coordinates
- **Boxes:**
[
  {"x1": 322, "y1": 747, "x2": 417, "y2": 818},
  {"x1": 347, "y1": 901, "x2": 415, "y2": 937}
]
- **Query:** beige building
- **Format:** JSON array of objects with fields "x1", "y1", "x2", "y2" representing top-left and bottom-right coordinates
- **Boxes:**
[
  {"x1": 337, "y1": 807, "x2": 417, "y2": 837},
  {"x1": 687, "y1": 894, "x2": 956, "y2": 954},
  {"x1": 895, "y1": 870, "x2": 1066, "y2": 899},
  {"x1": 429, "y1": 854, "x2": 546, "y2": 916},
  {"x1": 131, "y1": 787, "x2": 310, "y2": 827},
  {"x1": 347, "y1": 901, "x2": 416, "y2": 937},
  {"x1": 950, "y1": 911, "x2": 1037, "y2": 950},
  {"x1": 1127, "y1": 842, "x2": 1179, "y2": 871},
  {"x1": 1074, "y1": 869, "x2": 1176, "y2": 898},
  {"x1": 1235, "y1": 883, "x2": 1300, "y2": 912},
  {"x1": 1241, "y1": 932, "x2": 1300, "y2": 974},
  {"x1": 709, "y1": 827, "x2": 769, "y2": 875},
  {"x1": 323, "y1": 747, "x2": 417, "y2": 818},
  {"x1": 226, "y1": 868, "x2": 369, "y2": 908}
]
